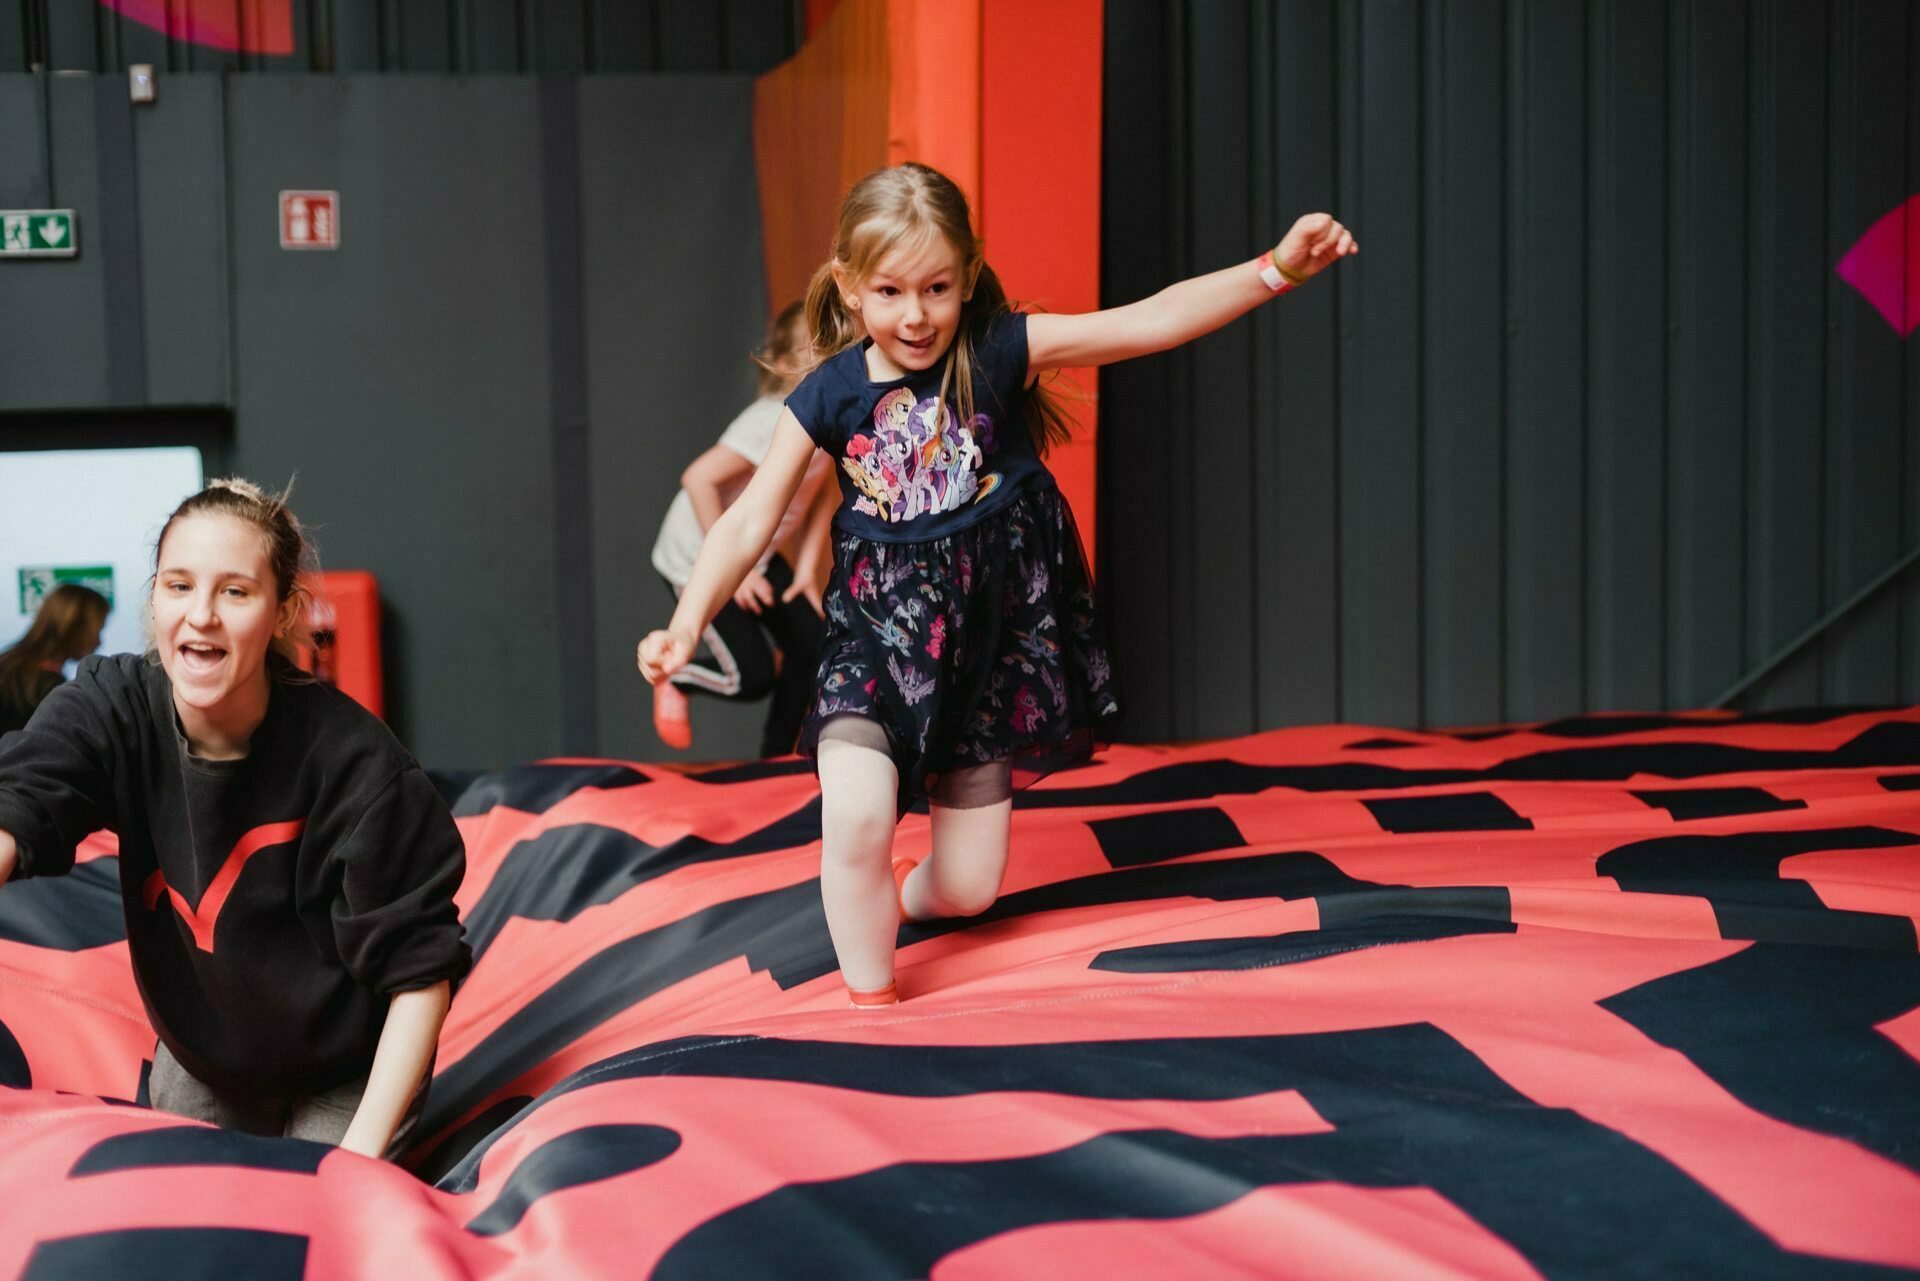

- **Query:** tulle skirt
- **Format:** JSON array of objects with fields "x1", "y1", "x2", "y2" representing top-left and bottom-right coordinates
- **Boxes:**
[{"x1": 799, "y1": 484, "x2": 1120, "y2": 813}]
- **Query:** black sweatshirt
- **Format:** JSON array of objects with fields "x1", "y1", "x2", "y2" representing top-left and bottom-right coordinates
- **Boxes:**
[{"x1": 0, "y1": 654, "x2": 471, "y2": 1098}]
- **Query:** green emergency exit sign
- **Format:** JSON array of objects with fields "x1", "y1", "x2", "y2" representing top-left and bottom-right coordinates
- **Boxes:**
[
  {"x1": 1, "y1": 210, "x2": 77, "y2": 258},
  {"x1": 18, "y1": 566, "x2": 113, "y2": 613}
]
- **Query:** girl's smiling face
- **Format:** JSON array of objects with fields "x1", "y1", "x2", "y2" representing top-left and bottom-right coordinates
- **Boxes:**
[
  {"x1": 151, "y1": 512, "x2": 292, "y2": 753},
  {"x1": 843, "y1": 235, "x2": 969, "y2": 379}
]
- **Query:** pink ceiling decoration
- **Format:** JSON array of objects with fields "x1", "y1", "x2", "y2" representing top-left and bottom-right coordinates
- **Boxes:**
[{"x1": 96, "y1": 0, "x2": 294, "y2": 56}]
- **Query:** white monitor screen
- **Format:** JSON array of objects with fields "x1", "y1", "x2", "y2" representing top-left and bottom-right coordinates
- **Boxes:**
[{"x1": 0, "y1": 447, "x2": 206, "y2": 669}]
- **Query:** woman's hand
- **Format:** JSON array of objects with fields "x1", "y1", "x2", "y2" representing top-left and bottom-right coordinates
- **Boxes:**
[
  {"x1": 0, "y1": 829, "x2": 15, "y2": 883},
  {"x1": 1274, "y1": 213, "x2": 1357, "y2": 282},
  {"x1": 637, "y1": 629, "x2": 698, "y2": 685},
  {"x1": 782, "y1": 559, "x2": 830, "y2": 619},
  {"x1": 733, "y1": 570, "x2": 776, "y2": 615}
]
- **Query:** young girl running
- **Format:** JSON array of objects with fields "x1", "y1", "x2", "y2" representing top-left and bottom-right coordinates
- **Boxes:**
[
  {"x1": 648, "y1": 301, "x2": 836, "y2": 756},
  {"x1": 638, "y1": 162, "x2": 1354, "y2": 1005},
  {"x1": 0, "y1": 480, "x2": 470, "y2": 1155}
]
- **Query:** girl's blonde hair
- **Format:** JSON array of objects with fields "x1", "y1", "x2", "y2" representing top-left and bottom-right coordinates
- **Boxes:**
[
  {"x1": 150, "y1": 478, "x2": 320, "y2": 667},
  {"x1": 802, "y1": 162, "x2": 1075, "y2": 454},
  {"x1": 0, "y1": 583, "x2": 109, "y2": 709}
]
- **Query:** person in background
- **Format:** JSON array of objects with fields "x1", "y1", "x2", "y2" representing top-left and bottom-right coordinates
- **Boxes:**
[
  {"x1": 0, "y1": 480, "x2": 469, "y2": 1157},
  {"x1": 0, "y1": 583, "x2": 109, "y2": 735},
  {"x1": 648, "y1": 301, "x2": 837, "y2": 756}
]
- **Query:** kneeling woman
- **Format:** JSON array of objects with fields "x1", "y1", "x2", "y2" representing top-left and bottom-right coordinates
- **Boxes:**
[{"x1": 0, "y1": 480, "x2": 470, "y2": 1158}]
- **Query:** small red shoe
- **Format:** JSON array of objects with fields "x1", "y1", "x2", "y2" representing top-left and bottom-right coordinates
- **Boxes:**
[
  {"x1": 847, "y1": 980, "x2": 899, "y2": 1008},
  {"x1": 891, "y1": 856, "x2": 920, "y2": 917},
  {"x1": 652, "y1": 680, "x2": 693, "y2": 751}
]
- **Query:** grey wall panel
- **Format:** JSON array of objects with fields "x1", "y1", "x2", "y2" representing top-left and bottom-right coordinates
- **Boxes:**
[
  {"x1": 0, "y1": 75, "x2": 50, "y2": 207},
  {"x1": 1255, "y1": 0, "x2": 1339, "y2": 730},
  {"x1": 1106, "y1": 0, "x2": 1918, "y2": 735},
  {"x1": 578, "y1": 77, "x2": 770, "y2": 764},
  {"x1": 1742, "y1": 0, "x2": 1825, "y2": 711},
  {"x1": 1421, "y1": 0, "x2": 1504, "y2": 728},
  {"x1": 1821, "y1": 2, "x2": 1907, "y2": 706},
  {"x1": 133, "y1": 74, "x2": 228, "y2": 406},
  {"x1": 0, "y1": 76, "x2": 112, "y2": 409},
  {"x1": 225, "y1": 76, "x2": 564, "y2": 769},
  {"x1": 1339, "y1": 0, "x2": 1422, "y2": 727},
  {"x1": 90, "y1": 78, "x2": 146, "y2": 406},
  {"x1": 1664, "y1": 0, "x2": 1746, "y2": 709}
]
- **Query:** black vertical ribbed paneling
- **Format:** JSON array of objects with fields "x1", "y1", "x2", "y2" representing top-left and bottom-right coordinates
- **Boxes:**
[
  {"x1": 1161, "y1": 2, "x2": 1197, "y2": 740},
  {"x1": 1504, "y1": 0, "x2": 1586, "y2": 723},
  {"x1": 0, "y1": 2, "x2": 29, "y2": 70},
  {"x1": 1664, "y1": 0, "x2": 1746, "y2": 709},
  {"x1": 1257, "y1": 0, "x2": 1341, "y2": 729},
  {"x1": 1822, "y1": 1, "x2": 1908, "y2": 705},
  {"x1": 1421, "y1": 0, "x2": 1504, "y2": 728},
  {"x1": 1341, "y1": 0, "x2": 1423, "y2": 727},
  {"x1": 1743, "y1": 0, "x2": 1826, "y2": 711},
  {"x1": 1906, "y1": 9, "x2": 1920, "y2": 706},
  {"x1": 1585, "y1": 0, "x2": 1667, "y2": 712},
  {"x1": 1187, "y1": 0, "x2": 1257, "y2": 738},
  {"x1": 465, "y1": 0, "x2": 524, "y2": 72},
  {"x1": 2, "y1": 0, "x2": 794, "y2": 74},
  {"x1": 1103, "y1": 0, "x2": 1920, "y2": 735},
  {"x1": 43, "y1": 0, "x2": 95, "y2": 71},
  {"x1": 1096, "y1": 0, "x2": 1179, "y2": 737}
]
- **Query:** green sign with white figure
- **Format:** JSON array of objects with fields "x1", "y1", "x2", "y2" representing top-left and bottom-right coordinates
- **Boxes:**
[
  {"x1": 0, "y1": 210, "x2": 77, "y2": 257},
  {"x1": 18, "y1": 566, "x2": 114, "y2": 614}
]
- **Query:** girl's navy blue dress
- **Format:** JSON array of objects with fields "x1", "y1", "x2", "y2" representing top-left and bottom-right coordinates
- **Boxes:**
[{"x1": 785, "y1": 311, "x2": 1119, "y2": 809}]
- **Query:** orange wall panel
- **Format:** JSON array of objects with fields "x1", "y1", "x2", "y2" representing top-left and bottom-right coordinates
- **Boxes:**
[
  {"x1": 980, "y1": 0, "x2": 1103, "y2": 562},
  {"x1": 753, "y1": 0, "x2": 893, "y2": 313},
  {"x1": 759, "y1": 0, "x2": 1104, "y2": 562}
]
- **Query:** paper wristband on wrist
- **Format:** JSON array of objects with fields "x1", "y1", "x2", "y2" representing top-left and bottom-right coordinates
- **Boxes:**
[{"x1": 1257, "y1": 251, "x2": 1304, "y2": 293}]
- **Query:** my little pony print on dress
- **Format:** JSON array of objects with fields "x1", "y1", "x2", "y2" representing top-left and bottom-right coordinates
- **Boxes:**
[{"x1": 841, "y1": 388, "x2": 1003, "y2": 523}]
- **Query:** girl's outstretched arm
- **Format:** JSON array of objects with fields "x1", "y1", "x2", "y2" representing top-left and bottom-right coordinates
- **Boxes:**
[
  {"x1": 638, "y1": 412, "x2": 818, "y2": 683},
  {"x1": 1026, "y1": 213, "x2": 1356, "y2": 374}
]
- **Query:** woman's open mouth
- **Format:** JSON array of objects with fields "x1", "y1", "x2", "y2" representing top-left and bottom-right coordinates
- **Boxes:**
[{"x1": 177, "y1": 642, "x2": 228, "y2": 675}]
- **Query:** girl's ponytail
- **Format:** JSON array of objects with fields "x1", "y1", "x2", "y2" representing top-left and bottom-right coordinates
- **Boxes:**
[{"x1": 802, "y1": 259, "x2": 864, "y2": 374}]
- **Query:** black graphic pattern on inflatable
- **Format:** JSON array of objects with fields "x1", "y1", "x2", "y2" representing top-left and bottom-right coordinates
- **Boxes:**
[{"x1": 1, "y1": 710, "x2": 1917, "y2": 1278}]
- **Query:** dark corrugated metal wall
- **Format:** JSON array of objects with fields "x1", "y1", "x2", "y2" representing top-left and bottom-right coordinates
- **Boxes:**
[
  {"x1": 2, "y1": 0, "x2": 797, "y2": 74},
  {"x1": 1100, "y1": 0, "x2": 1920, "y2": 739}
]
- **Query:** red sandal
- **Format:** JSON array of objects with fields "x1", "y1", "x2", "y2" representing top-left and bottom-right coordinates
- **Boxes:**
[
  {"x1": 847, "y1": 980, "x2": 899, "y2": 1008},
  {"x1": 891, "y1": 856, "x2": 920, "y2": 917}
]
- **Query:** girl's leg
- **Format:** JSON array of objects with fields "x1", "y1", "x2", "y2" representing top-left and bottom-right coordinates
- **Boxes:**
[
  {"x1": 904, "y1": 760, "x2": 1014, "y2": 921},
  {"x1": 816, "y1": 730, "x2": 902, "y2": 995}
]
